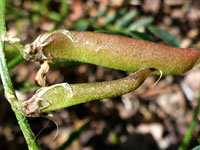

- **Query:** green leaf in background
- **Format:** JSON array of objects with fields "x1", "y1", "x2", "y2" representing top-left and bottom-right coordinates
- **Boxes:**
[
  {"x1": 39, "y1": 0, "x2": 51, "y2": 15},
  {"x1": 118, "y1": 7, "x2": 128, "y2": 16},
  {"x1": 95, "y1": 29, "x2": 155, "y2": 42},
  {"x1": 73, "y1": 19, "x2": 90, "y2": 31},
  {"x1": 95, "y1": 30, "x2": 122, "y2": 35},
  {"x1": 128, "y1": 16, "x2": 154, "y2": 31},
  {"x1": 47, "y1": 11, "x2": 62, "y2": 22},
  {"x1": 128, "y1": 31, "x2": 155, "y2": 42},
  {"x1": 192, "y1": 145, "x2": 200, "y2": 150},
  {"x1": 96, "y1": 10, "x2": 107, "y2": 18},
  {"x1": 148, "y1": 26, "x2": 180, "y2": 48},
  {"x1": 115, "y1": 10, "x2": 139, "y2": 28},
  {"x1": 90, "y1": 10, "x2": 107, "y2": 22},
  {"x1": 95, "y1": 29, "x2": 129, "y2": 38},
  {"x1": 105, "y1": 12, "x2": 117, "y2": 25}
]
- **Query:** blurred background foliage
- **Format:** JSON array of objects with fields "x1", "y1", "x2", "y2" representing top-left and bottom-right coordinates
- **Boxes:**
[{"x1": 1, "y1": 0, "x2": 200, "y2": 150}]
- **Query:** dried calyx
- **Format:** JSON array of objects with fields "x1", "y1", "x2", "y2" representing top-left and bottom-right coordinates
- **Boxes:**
[
  {"x1": 23, "y1": 30, "x2": 76, "y2": 86},
  {"x1": 24, "y1": 33, "x2": 51, "y2": 62},
  {"x1": 22, "y1": 83, "x2": 73, "y2": 117},
  {"x1": 23, "y1": 30, "x2": 75, "y2": 62}
]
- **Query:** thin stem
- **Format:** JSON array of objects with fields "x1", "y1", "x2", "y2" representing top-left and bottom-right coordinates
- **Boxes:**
[
  {"x1": 178, "y1": 92, "x2": 200, "y2": 150},
  {"x1": 0, "y1": 0, "x2": 40, "y2": 150},
  {"x1": 8, "y1": 55, "x2": 24, "y2": 69}
]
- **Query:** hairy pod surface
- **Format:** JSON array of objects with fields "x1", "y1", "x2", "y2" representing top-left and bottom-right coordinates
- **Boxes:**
[
  {"x1": 25, "y1": 30, "x2": 200, "y2": 75},
  {"x1": 22, "y1": 68, "x2": 153, "y2": 117}
]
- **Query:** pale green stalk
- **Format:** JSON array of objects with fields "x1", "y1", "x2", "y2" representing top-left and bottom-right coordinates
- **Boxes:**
[{"x1": 0, "y1": 0, "x2": 40, "y2": 149}]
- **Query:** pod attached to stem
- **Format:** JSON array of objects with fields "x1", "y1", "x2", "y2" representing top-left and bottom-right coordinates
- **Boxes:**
[
  {"x1": 22, "y1": 68, "x2": 154, "y2": 117},
  {"x1": 24, "y1": 30, "x2": 200, "y2": 75}
]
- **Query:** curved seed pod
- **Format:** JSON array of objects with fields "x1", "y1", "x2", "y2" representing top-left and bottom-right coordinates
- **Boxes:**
[
  {"x1": 22, "y1": 68, "x2": 153, "y2": 117},
  {"x1": 24, "y1": 30, "x2": 200, "y2": 75}
]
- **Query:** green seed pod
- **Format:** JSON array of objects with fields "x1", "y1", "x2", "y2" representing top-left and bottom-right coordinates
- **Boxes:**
[
  {"x1": 24, "y1": 30, "x2": 200, "y2": 75},
  {"x1": 22, "y1": 68, "x2": 153, "y2": 117}
]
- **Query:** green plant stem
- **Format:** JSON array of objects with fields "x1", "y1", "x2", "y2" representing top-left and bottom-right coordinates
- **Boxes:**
[
  {"x1": 0, "y1": 0, "x2": 40, "y2": 150},
  {"x1": 8, "y1": 55, "x2": 24, "y2": 69},
  {"x1": 178, "y1": 92, "x2": 200, "y2": 150}
]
